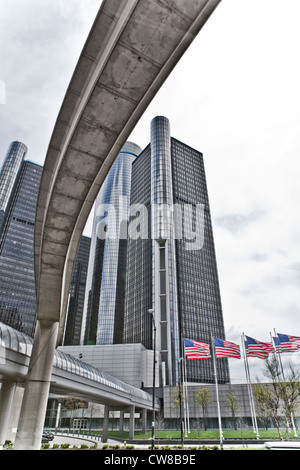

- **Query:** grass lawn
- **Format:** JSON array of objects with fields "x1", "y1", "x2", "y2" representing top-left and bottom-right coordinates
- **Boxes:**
[{"x1": 105, "y1": 428, "x2": 300, "y2": 441}]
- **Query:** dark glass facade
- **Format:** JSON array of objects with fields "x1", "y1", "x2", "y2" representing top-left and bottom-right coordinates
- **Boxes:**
[
  {"x1": 0, "y1": 141, "x2": 27, "y2": 232},
  {"x1": 124, "y1": 116, "x2": 230, "y2": 385},
  {"x1": 171, "y1": 137, "x2": 229, "y2": 384},
  {"x1": 0, "y1": 149, "x2": 92, "y2": 341},
  {"x1": 63, "y1": 235, "x2": 91, "y2": 345},
  {"x1": 124, "y1": 145, "x2": 153, "y2": 349},
  {"x1": 0, "y1": 160, "x2": 42, "y2": 337},
  {"x1": 81, "y1": 142, "x2": 141, "y2": 345}
]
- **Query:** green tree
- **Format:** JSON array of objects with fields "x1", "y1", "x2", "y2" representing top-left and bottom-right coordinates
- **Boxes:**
[
  {"x1": 61, "y1": 398, "x2": 88, "y2": 432},
  {"x1": 277, "y1": 367, "x2": 300, "y2": 438},
  {"x1": 192, "y1": 387, "x2": 214, "y2": 431},
  {"x1": 172, "y1": 385, "x2": 183, "y2": 430},
  {"x1": 226, "y1": 391, "x2": 241, "y2": 430},
  {"x1": 155, "y1": 413, "x2": 166, "y2": 444},
  {"x1": 253, "y1": 355, "x2": 300, "y2": 440},
  {"x1": 172, "y1": 384, "x2": 190, "y2": 432},
  {"x1": 253, "y1": 382, "x2": 282, "y2": 439},
  {"x1": 253, "y1": 386, "x2": 272, "y2": 431},
  {"x1": 191, "y1": 418, "x2": 204, "y2": 441}
]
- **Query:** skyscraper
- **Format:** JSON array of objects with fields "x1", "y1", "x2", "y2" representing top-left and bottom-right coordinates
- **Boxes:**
[
  {"x1": 0, "y1": 159, "x2": 42, "y2": 337},
  {"x1": 63, "y1": 235, "x2": 91, "y2": 346},
  {"x1": 0, "y1": 141, "x2": 28, "y2": 231},
  {"x1": 81, "y1": 142, "x2": 141, "y2": 345},
  {"x1": 124, "y1": 116, "x2": 230, "y2": 385},
  {"x1": 0, "y1": 143, "x2": 92, "y2": 342}
]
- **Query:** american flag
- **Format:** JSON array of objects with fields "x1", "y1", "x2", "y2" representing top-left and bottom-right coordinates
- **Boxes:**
[
  {"x1": 273, "y1": 336, "x2": 285, "y2": 354},
  {"x1": 184, "y1": 338, "x2": 211, "y2": 359},
  {"x1": 214, "y1": 338, "x2": 241, "y2": 359},
  {"x1": 245, "y1": 336, "x2": 275, "y2": 359},
  {"x1": 277, "y1": 334, "x2": 300, "y2": 353}
]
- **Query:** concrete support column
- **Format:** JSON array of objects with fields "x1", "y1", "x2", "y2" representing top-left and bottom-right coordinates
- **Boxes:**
[
  {"x1": 103, "y1": 405, "x2": 109, "y2": 443},
  {"x1": 141, "y1": 409, "x2": 147, "y2": 435},
  {"x1": 129, "y1": 405, "x2": 135, "y2": 440},
  {"x1": 55, "y1": 402, "x2": 62, "y2": 430},
  {"x1": 119, "y1": 411, "x2": 124, "y2": 436},
  {"x1": 14, "y1": 320, "x2": 59, "y2": 450},
  {"x1": 0, "y1": 381, "x2": 17, "y2": 449}
]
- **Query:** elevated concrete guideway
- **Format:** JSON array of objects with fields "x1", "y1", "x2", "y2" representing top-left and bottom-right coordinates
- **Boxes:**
[
  {"x1": 0, "y1": 322, "x2": 159, "y2": 411},
  {"x1": 14, "y1": 0, "x2": 222, "y2": 450},
  {"x1": 0, "y1": 323, "x2": 160, "y2": 447}
]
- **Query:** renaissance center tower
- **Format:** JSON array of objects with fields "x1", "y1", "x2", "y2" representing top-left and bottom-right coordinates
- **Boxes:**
[
  {"x1": 81, "y1": 142, "x2": 141, "y2": 345},
  {"x1": 0, "y1": 141, "x2": 28, "y2": 231},
  {"x1": 124, "y1": 116, "x2": 230, "y2": 385},
  {"x1": 0, "y1": 147, "x2": 42, "y2": 337}
]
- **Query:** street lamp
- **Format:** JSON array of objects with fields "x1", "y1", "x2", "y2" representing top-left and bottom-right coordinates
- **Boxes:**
[{"x1": 148, "y1": 309, "x2": 156, "y2": 451}]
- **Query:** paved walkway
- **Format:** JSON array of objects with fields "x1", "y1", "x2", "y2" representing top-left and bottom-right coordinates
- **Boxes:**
[
  {"x1": 49, "y1": 433, "x2": 101, "y2": 448},
  {"x1": 47, "y1": 434, "x2": 265, "y2": 450},
  {"x1": 50, "y1": 433, "x2": 152, "y2": 449}
]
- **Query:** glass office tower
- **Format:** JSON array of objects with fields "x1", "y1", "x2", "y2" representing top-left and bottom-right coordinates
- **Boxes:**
[
  {"x1": 0, "y1": 141, "x2": 28, "y2": 231},
  {"x1": 63, "y1": 235, "x2": 91, "y2": 345},
  {"x1": 81, "y1": 142, "x2": 141, "y2": 345},
  {"x1": 124, "y1": 116, "x2": 230, "y2": 385},
  {"x1": 0, "y1": 160, "x2": 42, "y2": 337}
]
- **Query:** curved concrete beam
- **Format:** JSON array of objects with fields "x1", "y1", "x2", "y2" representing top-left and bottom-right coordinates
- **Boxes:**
[{"x1": 34, "y1": 0, "x2": 222, "y2": 340}]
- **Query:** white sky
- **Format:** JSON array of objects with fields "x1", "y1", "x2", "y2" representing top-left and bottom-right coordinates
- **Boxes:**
[{"x1": 0, "y1": 0, "x2": 300, "y2": 382}]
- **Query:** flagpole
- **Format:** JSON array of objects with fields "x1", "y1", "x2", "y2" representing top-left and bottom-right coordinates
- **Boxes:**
[
  {"x1": 241, "y1": 334, "x2": 255, "y2": 432},
  {"x1": 180, "y1": 335, "x2": 188, "y2": 437},
  {"x1": 178, "y1": 356, "x2": 184, "y2": 446},
  {"x1": 272, "y1": 329, "x2": 297, "y2": 438},
  {"x1": 211, "y1": 334, "x2": 223, "y2": 449},
  {"x1": 272, "y1": 329, "x2": 285, "y2": 379},
  {"x1": 243, "y1": 334, "x2": 260, "y2": 439},
  {"x1": 241, "y1": 333, "x2": 260, "y2": 439},
  {"x1": 182, "y1": 359, "x2": 187, "y2": 438},
  {"x1": 183, "y1": 357, "x2": 190, "y2": 434},
  {"x1": 179, "y1": 336, "x2": 185, "y2": 446}
]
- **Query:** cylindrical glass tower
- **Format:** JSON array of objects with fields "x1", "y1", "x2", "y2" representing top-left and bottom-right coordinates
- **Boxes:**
[
  {"x1": 0, "y1": 142, "x2": 28, "y2": 230},
  {"x1": 150, "y1": 116, "x2": 180, "y2": 386},
  {"x1": 81, "y1": 142, "x2": 141, "y2": 345}
]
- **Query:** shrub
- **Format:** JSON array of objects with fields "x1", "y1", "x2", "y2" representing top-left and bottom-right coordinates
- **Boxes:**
[
  {"x1": 41, "y1": 443, "x2": 51, "y2": 449},
  {"x1": 4, "y1": 440, "x2": 13, "y2": 449}
]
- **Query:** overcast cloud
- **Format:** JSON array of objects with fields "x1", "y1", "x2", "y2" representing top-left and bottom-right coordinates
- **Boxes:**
[{"x1": 1, "y1": 0, "x2": 300, "y2": 382}]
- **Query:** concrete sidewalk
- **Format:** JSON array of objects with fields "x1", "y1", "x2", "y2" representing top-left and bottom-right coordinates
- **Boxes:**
[{"x1": 49, "y1": 433, "x2": 100, "y2": 448}]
